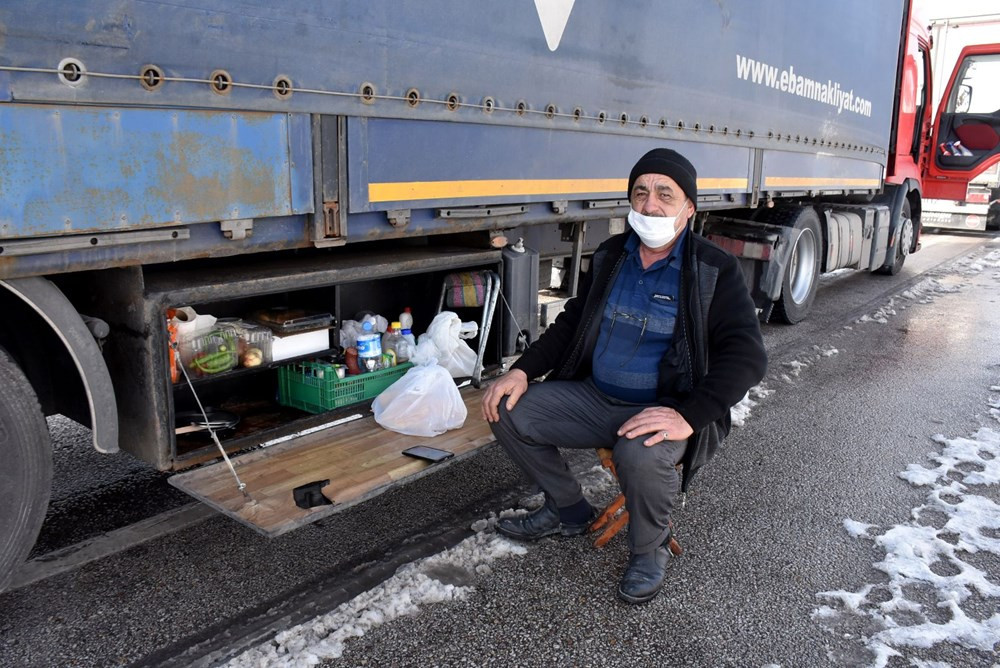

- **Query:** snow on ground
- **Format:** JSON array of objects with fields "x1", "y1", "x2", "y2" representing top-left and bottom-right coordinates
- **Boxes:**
[
  {"x1": 865, "y1": 248, "x2": 1000, "y2": 324},
  {"x1": 226, "y1": 522, "x2": 529, "y2": 667},
  {"x1": 776, "y1": 345, "x2": 840, "y2": 384},
  {"x1": 812, "y1": 394, "x2": 1000, "y2": 667},
  {"x1": 952, "y1": 248, "x2": 1000, "y2": 278},
  {"x1": 731, "y1": 383, "x2": 775, "y2": 427}
]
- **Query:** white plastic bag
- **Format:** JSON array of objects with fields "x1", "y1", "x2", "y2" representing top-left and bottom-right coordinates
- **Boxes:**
[
  {"x1": 339, "y1": 320, "x2": 363, "y2": 348},
  {"x1": 372, "y1": 363, "x2": 467, "y2": 437},
  {"x1": 411, "y1": 311, "x2": 477, "y2": 378}
]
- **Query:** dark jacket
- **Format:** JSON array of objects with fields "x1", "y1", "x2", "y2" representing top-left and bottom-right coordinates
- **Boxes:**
[{"x1": 511, "y1": 229, "x2": 767, "y2": 490}]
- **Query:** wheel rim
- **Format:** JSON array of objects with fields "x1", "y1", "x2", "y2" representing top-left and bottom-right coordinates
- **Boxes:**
[
  {"x1": 899, "y1": 218, "x2": 913, "y2": 258},
  {"x1": 788, "y1": 228, "x2": 818, "y2": 304}
]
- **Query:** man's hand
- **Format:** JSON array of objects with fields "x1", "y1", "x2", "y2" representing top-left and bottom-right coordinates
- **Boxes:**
[
  {"x1": 481, "y1": 369, "x2": 529, "y2": 422},
  {"x1": 617, "y1": 406, "x2": 694, "y2": 446}
]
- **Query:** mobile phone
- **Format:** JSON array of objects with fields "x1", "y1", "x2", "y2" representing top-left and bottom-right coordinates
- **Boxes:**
[{"x1": 402, "y1": 445, "x2": 455, "y2": 463}]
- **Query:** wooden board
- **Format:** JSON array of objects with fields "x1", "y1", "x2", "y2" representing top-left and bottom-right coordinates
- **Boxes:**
[{"x1": 168, "y1": 387, "x2": 494, "y2": 536}]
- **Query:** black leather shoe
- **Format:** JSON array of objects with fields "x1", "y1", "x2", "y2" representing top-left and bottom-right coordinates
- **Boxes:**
[
  {"x1": 617, "y1": 541, "x2": 673, "y2": 604},
  {"x1": 496, "y1": 498, "x2": 595, "y2": 541}
]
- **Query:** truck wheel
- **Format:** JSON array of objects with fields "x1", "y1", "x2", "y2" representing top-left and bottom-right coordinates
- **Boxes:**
[
  {"x1": 878, "y1": 200, "x2": 913, "y2": 276},
  {"x1": 773, "y1": 207, "x2": 822, "y2": 324},
  {"x1": 0, "y1": 347, "x2": 52, "y2": 592}
]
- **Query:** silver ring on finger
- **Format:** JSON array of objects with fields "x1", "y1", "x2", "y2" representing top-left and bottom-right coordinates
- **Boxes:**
[{"x1": 661, "y1": 430, "x2": 670, "y2": 441}]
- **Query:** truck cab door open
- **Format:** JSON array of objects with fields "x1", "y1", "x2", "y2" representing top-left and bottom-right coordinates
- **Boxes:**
[{"x1": 924, "y1": 44, "x2": 1000, "y2": 200}]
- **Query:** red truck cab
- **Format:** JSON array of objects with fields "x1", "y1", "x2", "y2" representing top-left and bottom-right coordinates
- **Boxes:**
[{"x1": 890, "y1": 8, "x2": 1000, "y2": 201}]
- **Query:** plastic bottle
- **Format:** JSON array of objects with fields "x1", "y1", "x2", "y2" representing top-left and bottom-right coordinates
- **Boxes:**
[
  {"x1": 356, "y1": 321, "x2": 383, "y2": 372},
  {"x1": 398, "y1": 307, "x2": 414, "y2": 332},
  {"x1": 396, "y1": 330, "x2": 415, "y2": 362},
  {"x1": 401, "y1": 328, "x2": 416, "y2": 349},
  {"x1": 344, "y1": 347, "x2": 361, "y2": 375},
  {"x1": 381, "y1": 322, "x2": 395, "y2": 351},
  {"x1": 382, "y1": 321, "x2": 408, "y2": 363}
]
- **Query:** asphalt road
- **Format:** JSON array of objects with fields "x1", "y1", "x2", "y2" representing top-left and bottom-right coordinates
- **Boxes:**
[{"x1": 1, "y1": 231, "x2": 998, "y2": 667}]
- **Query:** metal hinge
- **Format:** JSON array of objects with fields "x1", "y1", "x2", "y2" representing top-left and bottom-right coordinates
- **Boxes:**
[{"x1": 323, "y1": 201, "x2": 341, "y2": 237}]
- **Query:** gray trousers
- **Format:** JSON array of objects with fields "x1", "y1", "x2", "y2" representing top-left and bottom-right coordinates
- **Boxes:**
[{"x1": 490, "y1": 378, "x2": 686, "y2": 554}]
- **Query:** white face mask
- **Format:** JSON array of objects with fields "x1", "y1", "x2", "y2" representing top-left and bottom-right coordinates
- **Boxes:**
[{"x1": 627, "y1": 202, "x2": 687, "y2": 249}]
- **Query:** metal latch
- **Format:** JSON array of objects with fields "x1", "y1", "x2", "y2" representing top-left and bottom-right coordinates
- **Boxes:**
[
  {"x1": 220, "y1": 218, "x2": 254, "y2": 240},
  {"x1": 559, "y1": 221, "x2": 587, "y2": 242},
  {"x1": 387, "y1": 209, "x2": 411, "y2": 228}
]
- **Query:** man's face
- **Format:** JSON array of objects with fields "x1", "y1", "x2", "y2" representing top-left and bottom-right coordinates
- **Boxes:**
[{"x1": 630, "y1": 173, "x2": 692, "y2": 225}]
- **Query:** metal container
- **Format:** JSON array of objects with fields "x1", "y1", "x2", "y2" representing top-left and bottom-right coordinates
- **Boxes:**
[{"x1": 501, "y1": 239, "x2": 539, "y2": 356}]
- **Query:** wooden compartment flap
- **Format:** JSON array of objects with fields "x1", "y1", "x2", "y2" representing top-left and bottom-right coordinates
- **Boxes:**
[{"x1": 168, "y1": 387, "x2": 494, "y2": 536}]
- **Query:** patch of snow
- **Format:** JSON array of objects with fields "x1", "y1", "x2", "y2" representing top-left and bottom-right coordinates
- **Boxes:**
[
  {"x1": 226, "y1": 531, "x2": 528, "y2": 667},
  {"x1": 815, "y1": 584, "x2": 873, "y2": 613},
  {"x1": 731, "y1": 383, "x2": 775, "y2": 428},
  {"x1": 814, "y1": 392, "x2": 1000, "y2": 666},
  {"x1": 730, "y1": 393, "x2": 756, "y2": 427},
  {"x1": 843, "y1": 518, "x2": 875, "y2": 538},
  {"x1": 579, "y1": 463, "x2": 616, "y2": 498},
  {"x1": 783, "y1": 360, "x2": 808, "y2": 376}
]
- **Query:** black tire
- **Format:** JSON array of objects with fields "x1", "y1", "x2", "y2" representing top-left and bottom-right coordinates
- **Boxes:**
[
  {"x1": 0, "y1": 346, "x2": 52, "y2": 592},
  {"x1": 771, "y1": 207, "x2": 822, "y2": 324},
  {"x1": 878, "y1": 199, "x2": 913, "y2": 276},
  {"x1": 986, "y1": 203, "x2": 1000, "y2": 232}
]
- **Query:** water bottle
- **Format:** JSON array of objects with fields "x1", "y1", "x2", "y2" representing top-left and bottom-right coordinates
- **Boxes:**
[{"x1": 356, "y1": 321, "x2": 383, "y2": 372}]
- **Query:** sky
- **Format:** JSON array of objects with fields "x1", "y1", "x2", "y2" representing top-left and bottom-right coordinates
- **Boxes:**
[
  {"x1": 914, "y1": 0, "x2": 1000, "y2": 21},
  {"x1": 225, "y1": 246, "x2": 1000, "y2": 668}
]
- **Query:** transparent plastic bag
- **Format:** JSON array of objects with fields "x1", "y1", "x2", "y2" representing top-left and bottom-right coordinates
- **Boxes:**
[{"x1": 372, "y1": 363, "x2": 467, "y2": 437}]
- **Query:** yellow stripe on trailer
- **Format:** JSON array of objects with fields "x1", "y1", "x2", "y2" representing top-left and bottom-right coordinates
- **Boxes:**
[
  {"x1": 764, "y1": 177, "x2": 880, "y2": 188},
  {"x1": 368, "y1": 176, "x2": 748, "y2": 203}
]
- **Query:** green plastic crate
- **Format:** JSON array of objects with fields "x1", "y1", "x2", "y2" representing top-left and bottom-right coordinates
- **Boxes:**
[{"x1": 278, "y1": 361, "x2": 413, "y2": 414}]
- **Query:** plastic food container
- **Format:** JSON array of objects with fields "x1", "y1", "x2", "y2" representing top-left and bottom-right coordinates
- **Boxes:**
[
  {"x1": 250, "y1": 308, "x2": 334, "y2": 334},
  {"x1": 181, "y1": 329, "x2": 239, "y2": 377},
  {"x1": 218, "y1": 320, "x2": 274, "y2": 367}
]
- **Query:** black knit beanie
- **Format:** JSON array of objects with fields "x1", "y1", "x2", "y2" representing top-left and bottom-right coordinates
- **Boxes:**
[{"x1": 627, "y1": 148, "x2": 698, "y2": 207}]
